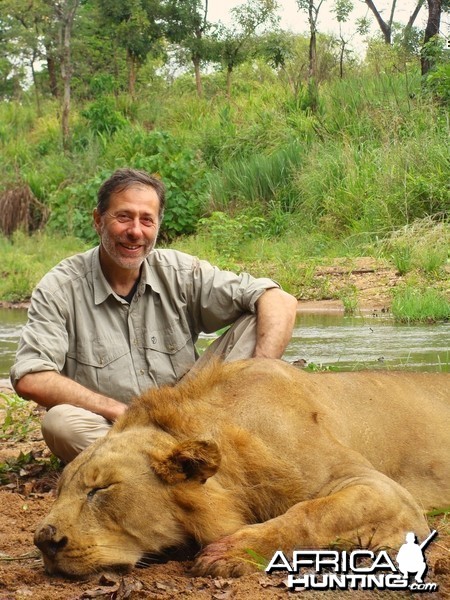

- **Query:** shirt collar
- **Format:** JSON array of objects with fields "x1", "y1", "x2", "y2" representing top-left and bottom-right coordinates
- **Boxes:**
[
  {"x1": 140, "y1": 255, "x2": 163, "y2": 295},
  {"x1": 92, "y1": 247, "x2": 162, "y2": 305}
]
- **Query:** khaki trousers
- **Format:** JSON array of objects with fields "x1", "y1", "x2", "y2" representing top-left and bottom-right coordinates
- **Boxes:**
[{"x1": 42, "y1": 314, "x2": 256, "y2": 463}]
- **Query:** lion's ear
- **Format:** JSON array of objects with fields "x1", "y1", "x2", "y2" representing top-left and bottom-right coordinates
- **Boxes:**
[{"x1": 152, "y1": 440, "x2": 221, "y2": 485}]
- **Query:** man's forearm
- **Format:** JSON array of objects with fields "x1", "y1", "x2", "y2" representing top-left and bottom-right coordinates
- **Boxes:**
[
  {"x1": 14, "y1": 371, "x2": 127, "y2": 422},
  {"x1": 254, "y1": 288, "x2": 298, "y2": 359}
]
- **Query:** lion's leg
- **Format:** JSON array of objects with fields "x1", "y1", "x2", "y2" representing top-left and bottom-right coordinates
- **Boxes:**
[{"x1": 192, "y1": 473, "x2": 429, "y2": 577}]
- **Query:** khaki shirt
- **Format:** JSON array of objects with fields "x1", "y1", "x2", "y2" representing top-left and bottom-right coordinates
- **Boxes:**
[{"x1": 11, "y1": 247, "x2": 278, "y2": 403}]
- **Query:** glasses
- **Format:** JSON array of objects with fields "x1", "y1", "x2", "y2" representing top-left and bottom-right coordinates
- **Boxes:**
[{"x1": 105, "y1": 212, "x2": 156, "y2": 228}]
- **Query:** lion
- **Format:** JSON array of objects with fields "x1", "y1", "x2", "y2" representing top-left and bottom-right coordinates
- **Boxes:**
[{"x1": 34, "y1": 358, "x2": 450, "y2": 578}]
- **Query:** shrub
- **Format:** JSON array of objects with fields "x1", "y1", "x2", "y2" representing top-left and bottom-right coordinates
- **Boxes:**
[{"x1": 197, "y1": 211, "x2": 266, "y2": 265}]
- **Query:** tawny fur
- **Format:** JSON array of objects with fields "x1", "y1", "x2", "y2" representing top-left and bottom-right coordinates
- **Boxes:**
[{"x1": 35, "y1": 359, "x2": 450, "y2": 578}]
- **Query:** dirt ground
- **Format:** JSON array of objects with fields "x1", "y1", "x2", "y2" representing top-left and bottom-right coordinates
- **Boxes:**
[{"x1": 1, "y1": 257, "x2": 449, "y2": 599}]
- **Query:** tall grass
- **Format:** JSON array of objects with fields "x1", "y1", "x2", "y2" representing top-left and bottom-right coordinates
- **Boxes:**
[
  {"x1": 1, "y1": 56, "x2": 448, "y2": 251},
  {"x1": 208, "y1": 141, "x2": 305, "y2": 214},
  {"x1": 391, "y1": 286, "x2": 450, "y2": 323},
  {"x1": 383, "y1": 217, "x2": 449, "y2": 275}
]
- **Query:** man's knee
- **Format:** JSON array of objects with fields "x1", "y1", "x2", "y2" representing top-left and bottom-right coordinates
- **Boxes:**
[
  {"x1": 198, "y1": 313, "x2": 257, "y2": 366},
  {"x1": 42, "y1": 404, "x2": 111, "y2": 463}
]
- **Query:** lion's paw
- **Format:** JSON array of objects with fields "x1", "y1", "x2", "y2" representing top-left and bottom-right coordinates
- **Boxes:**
[{"x1": 191, "y1": 535, "x2": 260, "y2": 578}]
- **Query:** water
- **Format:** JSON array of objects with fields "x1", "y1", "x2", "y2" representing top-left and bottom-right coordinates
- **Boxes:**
[
  {"x1": 285, "y1": 312, "x2": 449, "y2": 372},
  {"x1": 1, "y1": 308, "x2": 449, "y2": 381},
  {"x1": 0, "y1": 308, "x2": 28, "y2": 382}
]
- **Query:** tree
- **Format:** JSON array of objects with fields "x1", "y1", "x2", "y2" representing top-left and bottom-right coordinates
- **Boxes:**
[
  {"x1": 54, "y1": 0, "x2": 80, "y2": 151},
  {"x1": 363, "y1": 0, "x2": 425, "y2": 45},
  {"x1": 163, "y1": 0, "x2": 213, "y2": 98},
  {"x1": 295, "y1": 0, "x2": 325, "y2": 111},
  {"x1": 421, "y1": 0, "x2": 443, "y2": 74},
  {"x1": 333, "y1": 0, "x2": 354, "y2": 78},
  {"x1": 296, "y1": 0, "x2": 325, "y2": 82},
  {"x1": 259, "y1": 30, "x2": 297, "y2": 91},
  {"x1": 95, "y1": 0, "x2": 165, "y2": 97},
  {"x1": 0, "y1": 0, "x2": 58, "y2": 107},
  {"x1": 214, "y1": 0, "x2": 279, "y2": 99}
]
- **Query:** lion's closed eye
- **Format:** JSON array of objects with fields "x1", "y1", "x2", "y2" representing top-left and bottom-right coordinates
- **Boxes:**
[{"x1": 86, "y1": 484, "x2": 115, "y2": 500}]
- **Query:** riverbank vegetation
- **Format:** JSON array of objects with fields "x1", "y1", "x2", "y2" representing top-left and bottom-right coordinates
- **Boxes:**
[{"x1": 0, "y1": 1, "x2": 449, "y2": 322}]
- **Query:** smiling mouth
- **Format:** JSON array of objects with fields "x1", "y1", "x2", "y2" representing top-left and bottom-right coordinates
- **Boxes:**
[{"x1": 120, "y1": 244, "x2": 143, "y2": 251}]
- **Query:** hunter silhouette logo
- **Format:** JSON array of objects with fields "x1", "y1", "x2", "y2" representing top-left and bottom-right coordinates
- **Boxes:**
[
  {"x1": 266, "y1": 529, "x2": 439, "y2": 592},
  {"x1": 396, "y1": 530, "x2": 437, "y2": 584}
]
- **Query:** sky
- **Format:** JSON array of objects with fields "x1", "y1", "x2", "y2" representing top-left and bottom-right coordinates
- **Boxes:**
[{"x1": 206, "y1": 0, "x2": 433, "y2": 54}]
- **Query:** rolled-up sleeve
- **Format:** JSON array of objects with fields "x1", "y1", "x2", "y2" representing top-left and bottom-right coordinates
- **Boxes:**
[
  {"x1": 187, "y1": 257, "x2": 279, "y2": 334},
  {"x1": 10, "y1": 286, "x2": 68, "y2": 386}
]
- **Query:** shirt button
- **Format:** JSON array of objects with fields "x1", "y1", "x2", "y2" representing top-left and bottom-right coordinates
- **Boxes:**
[{"x1": 139, "y1": 369, "x2": 145, "y2": 375}]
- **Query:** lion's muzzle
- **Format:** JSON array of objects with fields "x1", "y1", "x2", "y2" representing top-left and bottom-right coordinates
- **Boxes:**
[{"x1": 34, "y1": 523, "x2": 68, "y2": 562}]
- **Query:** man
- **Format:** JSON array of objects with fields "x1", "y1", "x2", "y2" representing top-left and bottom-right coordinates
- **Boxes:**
[{"x1": 11, "y1": 168, "x2": 297, "y2": 463}]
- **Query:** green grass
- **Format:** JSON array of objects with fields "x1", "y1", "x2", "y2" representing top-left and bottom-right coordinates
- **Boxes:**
[
  {"x1": 0, "y1": 57, "x2": 448, "y2": 314},
  {"x1": 0, "y1": 393, "x2": 39, "y2": 441},
  {"x1": 0, "y1": 232, "x2": 88, "y2": 301},
  {"x1": 391, "y1": 285, "x2": 450, "y2": 323}
]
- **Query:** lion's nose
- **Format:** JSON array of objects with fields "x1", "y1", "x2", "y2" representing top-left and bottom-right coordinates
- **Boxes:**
[{"x1": 34, "y1": 524, "x2": 68, "y2": 558}]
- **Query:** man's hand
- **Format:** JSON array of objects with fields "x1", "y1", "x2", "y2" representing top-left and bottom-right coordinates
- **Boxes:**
[{"x1": 14, "y1": 371, "x2": 128, "y2": 422}]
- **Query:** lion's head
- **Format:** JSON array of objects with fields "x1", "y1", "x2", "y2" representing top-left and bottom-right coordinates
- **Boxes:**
[{"x1": 34, "y1": 427, "x2": 222, "y2": 576}]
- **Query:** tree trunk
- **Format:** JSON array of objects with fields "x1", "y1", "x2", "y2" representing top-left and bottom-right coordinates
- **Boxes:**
[
  {"x1": 404, "y1": 0, "x2": 426, "y2": 46},
  {"x1": 307, "y1": 1, "x2": 319, "y2": 112},
  {"x1": 127, "y1": 49, "x2": 138, "y2": 98},
  {"x1": 60, "y1": 24, "x2": 72, "y2": 151},
  {"x1": 193, "y1": 56, "x2": 203, "y2": 98},
  {"x1": 339, "y1": 38, "x2": 346, "y2": 79},
  {"x1": 226, "y1": 65, "x2": 233, "y2": 100},
  {"x1": 421, "y1": 0, "x2": 442, "y2": 75},
  {"x1": 30, "y1": 58, "x2": 42, "y2": 116},
  {"x1": 364, "y1": 0, "x2": 393, "y2": 44},
  {"x1": 46, "y1": 53, "x2": 59, "y2": 98},
  {"x1": 308, "y1": 2, "x2": 317, "y2": 79},
  {"x1": 56, "y1": 0, "x2": 79, "y2": 152}
]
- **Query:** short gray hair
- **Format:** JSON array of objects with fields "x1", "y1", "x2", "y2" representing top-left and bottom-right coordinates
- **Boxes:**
[{"x1": 97, "y1": 168, "x2": 166, "y2": 221}]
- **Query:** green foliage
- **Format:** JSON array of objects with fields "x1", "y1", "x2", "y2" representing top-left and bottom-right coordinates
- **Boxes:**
[
  {"x1": 47, "y1": 171, "x2": 109, "y2": 243},
  {"x1": 243, "y1": 548, "x2": 269, "y2": 570},
  {"x1": 391, "y1": 244, "x2": 413, "y2": 275},
  {"x1": 0, "y1": 448, "x2": 61, "y2": 485},
  {"x1": 96, "y1": 0, "x2": 165, "y2": 64},
  {"x1": 391, "y1": 285, "x2": 450, "y2": 323},
  {"x1": 337, "y1": 285, "x2": 359, "y2": 314},
  {"x1": 208, "y1": 140, "x2": 305, "y2": 219},
  {"x1": 425, "y1": 63, "x2": 450, "y2": 103},
  {"x1": 115, "y1": 130, "x2": 209, "y2": 238},
  {"x1": 0, "y1": 31, "x2": 449, "y2": 291},
  {"x1": 0, "y1": 452, "x2": 34, "y2": 484},
  {"x1": 47, "y1": 129, "x2": 209, "y2": 240},
  {"x1": 0, "y1": 393, "x2": 38, "y2": 441},
  {"x1": 0, "y1": 232, "x2": 87, "y2": 300},
  {"x1": 81, "y1": 96, "x2": 128, "y2": 136},
  {"x1": 197, "y1": 211, "x2": 266, "y2": 265}
]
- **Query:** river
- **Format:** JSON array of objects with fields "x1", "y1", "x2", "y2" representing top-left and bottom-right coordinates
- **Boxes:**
[{"x1": 2, "y1": 307, "x2": 447, "y2": 383}]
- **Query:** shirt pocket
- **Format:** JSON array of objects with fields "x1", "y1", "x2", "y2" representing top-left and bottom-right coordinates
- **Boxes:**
[
  {"x1": 143, "y1": 326, "x2": 195, "y2": 385},
  {"x1": 66, "y1": 336, "x2": 136, "y2": 402}
]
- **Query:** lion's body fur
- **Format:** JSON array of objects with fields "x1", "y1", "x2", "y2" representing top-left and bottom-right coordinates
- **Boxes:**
[{"x1": 35, "y1": 359, "x2": 450, "y2": 577}]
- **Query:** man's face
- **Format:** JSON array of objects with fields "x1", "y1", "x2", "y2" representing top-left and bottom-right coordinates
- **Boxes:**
[{"x1": 93, "y1": 185, "x2": 160, "y2": 272}]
